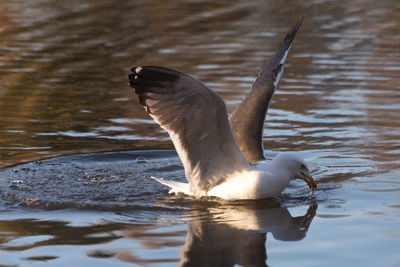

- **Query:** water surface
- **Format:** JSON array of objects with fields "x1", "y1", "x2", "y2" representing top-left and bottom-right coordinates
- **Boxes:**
[{"x1": 0, "y1": 0, "x2": 399, "y2": 266}]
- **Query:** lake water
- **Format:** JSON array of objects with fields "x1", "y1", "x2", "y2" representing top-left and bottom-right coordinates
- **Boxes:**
[{"x1": 0, "y1": 0, "x2": 399, "y2": 266}]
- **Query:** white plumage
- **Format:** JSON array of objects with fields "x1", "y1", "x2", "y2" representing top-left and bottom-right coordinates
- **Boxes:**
[{"x1": 128, "y1": 17, "x2": 317, "y2": 200}]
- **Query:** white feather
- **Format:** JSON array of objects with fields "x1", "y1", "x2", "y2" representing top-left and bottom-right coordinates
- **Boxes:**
[
  {"x1": 274, "y1": 65, "x2": 284, "y2": 89},
  {"x1": 280, "y1": 45, "x2": 291, "y2": 65},
  {"x1": 274, "y1": 44, "x2": 291, "y2": 89},
  {"x1": 151, "y1": 176, "x2": 193, "y2": 196}
]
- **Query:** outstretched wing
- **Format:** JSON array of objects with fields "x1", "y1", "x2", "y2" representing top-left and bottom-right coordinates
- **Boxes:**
[
  {"x1": 230, "y1": 17, "x2": 304, "y2": 164},
  {"x1": 129, "y1": 66, "x2": 250, "y2": 195}
]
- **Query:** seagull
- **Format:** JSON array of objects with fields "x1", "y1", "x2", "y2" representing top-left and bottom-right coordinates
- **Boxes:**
[{"x1": 128, "y1": 17, "x2": 317, "y2": 200}]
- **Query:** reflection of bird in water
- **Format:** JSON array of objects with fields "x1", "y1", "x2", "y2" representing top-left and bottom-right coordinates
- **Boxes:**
[
  {"x1": 129, "y1": 17, "x2": 317, "y2": 200},
  {"x1": 179, "y1": 202, "x2": 317, "y2": 267},
  {"x1": 86, "y1": 202, "x2": 317, "y2": 266}
]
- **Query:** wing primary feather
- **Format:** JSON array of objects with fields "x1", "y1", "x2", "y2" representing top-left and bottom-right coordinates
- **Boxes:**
[{"x1": 230, "y1": 17, "x2": 304, "y2": 164}]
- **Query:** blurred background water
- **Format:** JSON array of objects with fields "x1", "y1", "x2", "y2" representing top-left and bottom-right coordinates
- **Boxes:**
[{"x1": 0, "y1": 0, "x2": 399, "y2": 266}]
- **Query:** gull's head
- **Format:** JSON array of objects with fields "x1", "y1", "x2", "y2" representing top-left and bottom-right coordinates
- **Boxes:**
[{"x1": 273, "y1": 152, "x2": 317, "y2": 192}]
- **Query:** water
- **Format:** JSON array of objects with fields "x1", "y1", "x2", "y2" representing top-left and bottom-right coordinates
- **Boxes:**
[{"x1": 0, "y1": 0, "x2": 399, "y2": 265}]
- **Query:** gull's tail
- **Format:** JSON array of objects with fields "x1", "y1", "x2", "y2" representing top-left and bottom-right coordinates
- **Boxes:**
[{"x1": 150, "y1": 176, "x2": 193, "y2": 196}]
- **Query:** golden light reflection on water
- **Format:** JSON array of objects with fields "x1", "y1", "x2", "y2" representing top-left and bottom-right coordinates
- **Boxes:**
[{"x1": 0, "y1": 0, "x2": 399, "y2": 168}]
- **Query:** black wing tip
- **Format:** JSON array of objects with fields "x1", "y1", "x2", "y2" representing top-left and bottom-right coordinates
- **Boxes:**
[
  {"x1": 128, "y1": 66, "x2": 142, "y2": 89},
  {"x1": 269, "y1": 16, "x2": 304, "y2": 64},
  {"x1": 288, "y1": 15, "x2": 304, "y2": 40},
  {"x1": 128, "y1": 66, "x2": 184, "y2": 113},
  {"x1": 128, "y1": 66, "x2": 180, "y2": 88},
  {"x1": 281, "y1": 16, "x2": 304, "y2": 48}
]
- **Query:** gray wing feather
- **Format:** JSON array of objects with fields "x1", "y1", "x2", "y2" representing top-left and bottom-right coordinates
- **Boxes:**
[
  {"x1": 230, "y1": 17, "x2": 303, "y2": 164},
  {"x1": 129, "y1": 66, "x2": 250, "y2": 195}
]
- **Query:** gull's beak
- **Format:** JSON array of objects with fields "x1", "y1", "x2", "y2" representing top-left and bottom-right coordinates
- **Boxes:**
[{"x1": 301, "y1": 172, "x2": 317, "y2": 192}]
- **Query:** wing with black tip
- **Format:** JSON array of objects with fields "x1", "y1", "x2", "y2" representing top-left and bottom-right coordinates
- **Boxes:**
[
  {"x1": 230, "y1": 17, "x2": 303, "y2": 164},
  {"x1": 129, "y1": 66, "x2": 250, "y2": 195}
]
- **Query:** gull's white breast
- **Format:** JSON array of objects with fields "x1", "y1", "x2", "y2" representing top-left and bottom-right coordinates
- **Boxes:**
[{"x1": 207, "y1": 162, "x2": 289, "y2": 200}]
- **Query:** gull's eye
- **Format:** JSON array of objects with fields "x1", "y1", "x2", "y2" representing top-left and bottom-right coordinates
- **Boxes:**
[{"x1": 300, "y1": 164, "x2": 306, "y2": 169}]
